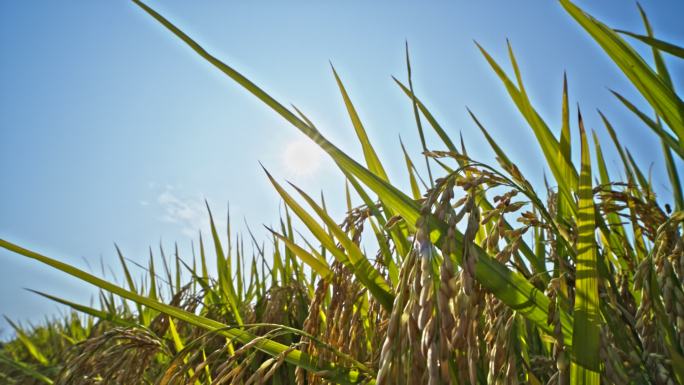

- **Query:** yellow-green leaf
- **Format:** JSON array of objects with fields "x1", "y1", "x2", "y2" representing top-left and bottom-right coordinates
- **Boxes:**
[{"x1": 570, "y1": 110, "x2": 601, "y2": 382}]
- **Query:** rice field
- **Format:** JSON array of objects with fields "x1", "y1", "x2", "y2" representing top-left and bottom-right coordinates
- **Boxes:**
[{"x1": 2, "y1": 1, "x2": 684, "y2": 384}]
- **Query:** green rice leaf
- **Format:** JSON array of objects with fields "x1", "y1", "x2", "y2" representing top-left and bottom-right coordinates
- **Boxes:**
[
  {"x1": 115, "y1": 244, "x2": 145, "y2": 323},
  {"x1": 467, "y1": 108, "x2": 513, "y2": 168},
  {"x1": 404, "y1": 42, "x2": 434, "y2": 186},
  {"x1": 290, "y1": 182, "x2": 394, "y2": 306},
  {"x1": 616, "y1": 30, "x2": 684, "y2": 59},
  {"x1": 266, "y1": 227, "x2": 332, "y2": 280},
  {"x1": 635, "y1": 4, "x2": 684, "y2": 210},
  {"x1": 133, "y1": 0, "x2": 571, "y2": 347},
  {"x1": 393, "y1": 77, "x2": 458, "y2": 153},
  {"x1": 26, "y1": 289, "x2": 135, "y2": 328},
  {"x1": 0, "y1": 353, "x2": 53, "y2": 384},
  {"x1": 399, "y1": 137, "x2": 423, "y2": 200},
  {"x1": 147, "y1": 249, "x2": 157, "y2": 301},
  {"x1": 597, "y1": 110, "x2": 639, "y2": 184},
  {"x1": 331, "y1": 65, "x2": 389, "y2": 182},
  {"x1": 591, "y1": 130, "x2": 633, "y2": 265},
  {"x1": 570, "y1": 110, "x2": 601, "y2": 381},
  {"x1": 558, "y1": 73, "x2": 573, "y2": 220},
  {"x1": 560, "y1": 0, "x2": 684, "y2": 142},
  {"x1": 263, "y1": 166, "x2": 394, "y2": 310},
  {"x1": 610, "y1": 90, "x2": 684, "y2": 158},
  {"x1": 4, "y1": 317, "x2": 50, "y2": 366},
  {"x1": 206, "y1": 203, "x2": 243, "y2": 325},
  {"x1": 662, "y1": 137, "x2": 684, "y2": 210},
  {"x1": 476, "y1": 41, "x2": 578, "y2": 215},
  {"x1": 467, "y1": 108, "x2": 549, "y2": 279},
  {"x1": 0, "y1": 238, "x2": 370, "y2": 385}
]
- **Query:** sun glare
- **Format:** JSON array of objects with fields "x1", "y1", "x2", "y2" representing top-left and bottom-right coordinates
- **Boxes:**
[{"x1": 282, "y1": 137, "x2": 324, "y2": 177}]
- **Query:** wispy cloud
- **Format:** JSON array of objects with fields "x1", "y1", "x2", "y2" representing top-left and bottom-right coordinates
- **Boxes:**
[{"x1": 153, "y1": 186, "x2": 223, "y2": 237}]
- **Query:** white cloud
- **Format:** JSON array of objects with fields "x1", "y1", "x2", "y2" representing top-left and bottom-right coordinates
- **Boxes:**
[{"x1": 155, "y1": 187, "x2": 222, "y2": 237}]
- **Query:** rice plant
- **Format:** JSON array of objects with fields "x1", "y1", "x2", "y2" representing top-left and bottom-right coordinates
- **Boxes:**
[{"x1": 1, "y1": 0, "x2": 683, "y2": 384}]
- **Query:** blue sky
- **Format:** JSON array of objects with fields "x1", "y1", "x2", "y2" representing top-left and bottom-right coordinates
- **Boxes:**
[{"x1": 1, "y1": 0, "x2": 682, "y2": 336}]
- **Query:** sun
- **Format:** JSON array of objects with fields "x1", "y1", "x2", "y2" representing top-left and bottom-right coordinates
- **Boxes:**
[{"x1": 282, "y1": 137, "x2": 324, "y2": 177}]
